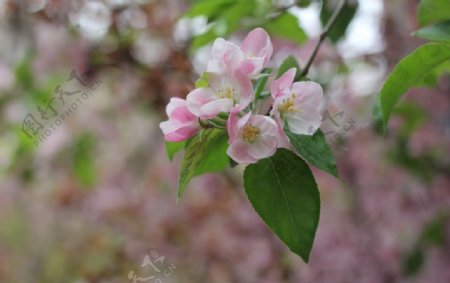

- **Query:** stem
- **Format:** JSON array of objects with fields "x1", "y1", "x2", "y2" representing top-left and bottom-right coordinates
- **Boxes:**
[{"x1": 299, "y1": 0, "x2": 347, "y2": 79}]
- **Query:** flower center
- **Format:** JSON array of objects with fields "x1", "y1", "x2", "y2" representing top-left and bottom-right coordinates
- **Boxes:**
[
  {"x1": 242, "y1": 125, "x2": 260, "y2": 143},
  {"x1": 278, "y1": 94, "x2": 298, "y2": 115},
  {"x1": 216, "y1": 87, "x2": 235, "y2": 100}
]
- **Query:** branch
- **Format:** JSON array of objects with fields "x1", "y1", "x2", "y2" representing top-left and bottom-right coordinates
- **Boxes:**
[{"x1": 299, "y1": 0, "x2": 348, "y2": 78}]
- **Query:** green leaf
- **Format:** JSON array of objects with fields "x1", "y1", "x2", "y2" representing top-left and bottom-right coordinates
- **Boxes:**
[
  {"x1": 185, "y1": 0, "x2": 236, "y2": 19},
  {"x1": 320, "y1": 0, "x2": 358, "y2": 43},
  {"x1": 15, "y1": 56, "x2": 34, "y2": 91},
  {"x1": 421, "y1": 215, "x2": 446, "y2": 246},
  {"x1": 178, "y1": 129, "x2": 228, "y2": 200},
  {"x1": 263, "y1": 13, "x2": 307, "y2": 44},
  {"x1": 72, "y1": 134, "x2": 96, "y2": 189},
  {"x1": 418, "y1": 0, "x2": 450, "y2": 26},
  {"x1": 190, "y1": 28, "x2": 220, "y2": 52},
  {"x1": 276, "y1": 55, "x2": 301, "y2": 80},
  {"x1": 285, "y1": 128, "x2": 338, "y2": 177},
  {"x1": 165, "y1": 141, "x2": 186, "y2": 161},
  {"x1": 374, "y1": 43, "x2": 450, "y2": 132},
  {"x1": 189, "y1": 0, "x2": 255, "y2": 51},
  {"x1": 244, "y1": 149, "x2": 320, "y2": 262},
  {"x1": 254, "y1": 68, "x2": 272, "y2": 100},
  {"x1": 413, "y1": 20, "x2": 450, "y2": 43},
  {"x1": 403, "y1": 247, "x2": 424, "y2": 276},
  {"x1": 193, "y1": 131, "x2": 229, "y2": 175},
  {"x1": 195, "y1": 72, "x2": 209, "y2": 88},
  {"x1": 416, "y1": 60, "x2": 450, "y2": 87}
]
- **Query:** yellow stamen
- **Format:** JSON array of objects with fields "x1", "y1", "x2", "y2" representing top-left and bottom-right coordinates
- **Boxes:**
[
  {"x1": 242, "y1": 125, "x2": 260, "y2": 143},
  {"x1": 278, "y1": 93, "x2": 298, "y2": 114},
  {"x1": 216, "y1": 87, "x2": 235, "y2": 100}
]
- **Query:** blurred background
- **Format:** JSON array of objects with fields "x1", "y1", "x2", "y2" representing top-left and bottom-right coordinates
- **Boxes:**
[{"x1": 0, "y1": 0, "x2": 449, "y2": 282}]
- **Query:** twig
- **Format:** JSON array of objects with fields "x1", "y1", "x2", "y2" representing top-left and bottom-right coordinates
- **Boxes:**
[{"x1": 299, "y1": 0, "x2": 347, "y2": 78}]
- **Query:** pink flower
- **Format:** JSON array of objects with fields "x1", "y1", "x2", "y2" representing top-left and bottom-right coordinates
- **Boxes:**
[
  {"x1": 159, "y1": 98, "x2": 200, "y2": 142},
  {"x1": 207, "y1": 38, "x2": 244, "y2": 75},
  {"x1": 186, "y1": 71, "x2": 253, "y2": 119},
  {"x1": 240, "y1": 28, "x2": 273, "y2": 76},
  {"x1": 207, "y1": 28, "x2": 273, "y2": 77},
  {"x1": 227, "y1": 113, "x2": 278, "y2": 164},
  {"x1": 270, "y1": 68, "x2": 325, "y2": 135}
]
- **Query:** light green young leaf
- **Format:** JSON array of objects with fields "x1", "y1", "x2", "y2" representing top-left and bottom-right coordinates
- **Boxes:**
[
  {"x1": 189, "y1": 0, "x2": 255, "y2": 52},
  {"x1": 374, "y1": 43, "x2": 450, "y2": 133},
  {"x1": 244, "y1": 149, "x2": 320, "y2": 262},
  {"x1": 418, "y1": 0, "x2": 450, "y2": 26},
  {"x1": 263, "y1": 13, "x2": 308, "y2": 44},
  {"x1": 254, "y1": 68, "x2": 272, "y2": 100},
  {"x1": 165, "y1": 141, "x2": 186, "y2": 161},
  {"x1": 413, "y1": 20, "x2": 450, "y2": 43},
  {"x1": 185, "y1": 0, "x2": 236, "y2": 19},
  {"x1": 195, "y1": 72, "x2": 209, "y2": 88},
  {"x1": 285, "y1": 128, "x2": 338, "y2": 177},
  {"x1": 178, "y1": 129, "x2": 228, "y2": 200},
  {"x1": 72, "y1": 134, "x2": 96, "y2": 189}
]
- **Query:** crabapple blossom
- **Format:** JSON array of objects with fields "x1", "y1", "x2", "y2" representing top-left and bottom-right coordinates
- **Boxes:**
[
  {"x1": 227, "y1": 113, "x2": 278, "y2": 164},
  {"x1": 207, "y1": 38, "x2": 244, "y2": 75},
  {"x1": 186, "y1": 71, "x2": 253, "y2": 119},
  {"x1": 240, "y1": 28, "x2": 273, "y2": 76},
  {"x1": 207, "y1": 28, "x2": 273, "y2": 77},
  {"x1": 159, "y1": 97, "x2": 200, "y2": 142},
  {"x1": 270, "y1": 68, "x2": 325, "y2": 135}
]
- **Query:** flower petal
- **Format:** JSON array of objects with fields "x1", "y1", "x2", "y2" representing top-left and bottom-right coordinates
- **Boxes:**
[
  {"x1": 242, "y1": 28, "x2": 273, "y2": 66},
  {"x1": 231, "y1": 70, "x2": 253, "y2": 112},
  {"x1": 247, "y1": 137, "x2": 277, "y2": 160},
  {"x1": 227, "y1": 112, "x2": 239, "y2": 142},
  {"x1": 271, "y1": 67, "x2": 296, "y2": 98},
  {"x1": 227, "y1": 140, "x2": 258, "y2": 164},
  {"x1": 200, "y1": 98, "x2": 234, "y2": 118},
  {"x1": 186, "y1": 87, "x2": 215, "y2": 117},
  {"x1": 274, "y1": 117, "x2": 292, "y2": 149},
  {"x1": 250, "y1": 115, "x2": 278, "y2": 134},
  {"x1": 166, "y1": 97, "x2": 188, "y2": 116},
  {"x1": 208, "y1": 38, "x2": 244, "y2": 74},
  {"x1": 291, "y1": 81, "x2": 324, "y2": 110},
  {"x1": 285, "y1": 105, "x2": 322, "y2": 135}
]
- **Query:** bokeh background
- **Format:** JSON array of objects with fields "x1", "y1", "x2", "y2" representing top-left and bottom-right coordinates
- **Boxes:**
[{"x1": 0, "y1": 0, "x2": 449, "y2": 282}]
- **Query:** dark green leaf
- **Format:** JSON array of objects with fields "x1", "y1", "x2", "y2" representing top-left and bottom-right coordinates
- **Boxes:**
[
  {"x1": 263, "y1": 13, "x2": 308, "y2": 44},
  {"x1": 421, "y1": 215, "x2": 446, "y2": 246},
  {"x1": 165, "y1": 141, "x2": 186, "y2": 161},
  {"x1": 178, "y1": 129, "x2": 228, "y2": 200},
  {"x1": 418, "y1": 0, "x2": 450, "y2": 26},
  {"x1": 285, "y1": 128, "x2": 338, "y2": 177},
  {"x1": 320, "y1": 0, "x2": 358, "y2": 43},
  {"x1": 403, "y1": 247, "x2": 424, "y2": 276},
  {"x1": 374, "y1": 43, "x2": 450, "y2": 133},
  {"x1": 244, "y1": 149, "x2": 320, "y2": 262},
  {"x1": 276, "y1": 55, "x2": 301, "y2": 80},
  {"x1": 413, "y1": 20, "x2": 450, "y2": 42}
]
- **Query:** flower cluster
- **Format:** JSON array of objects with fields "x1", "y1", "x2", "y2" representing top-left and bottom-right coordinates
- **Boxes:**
[{"x1": 160, "y1": 28, "x2": 325, "y2": 164}]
